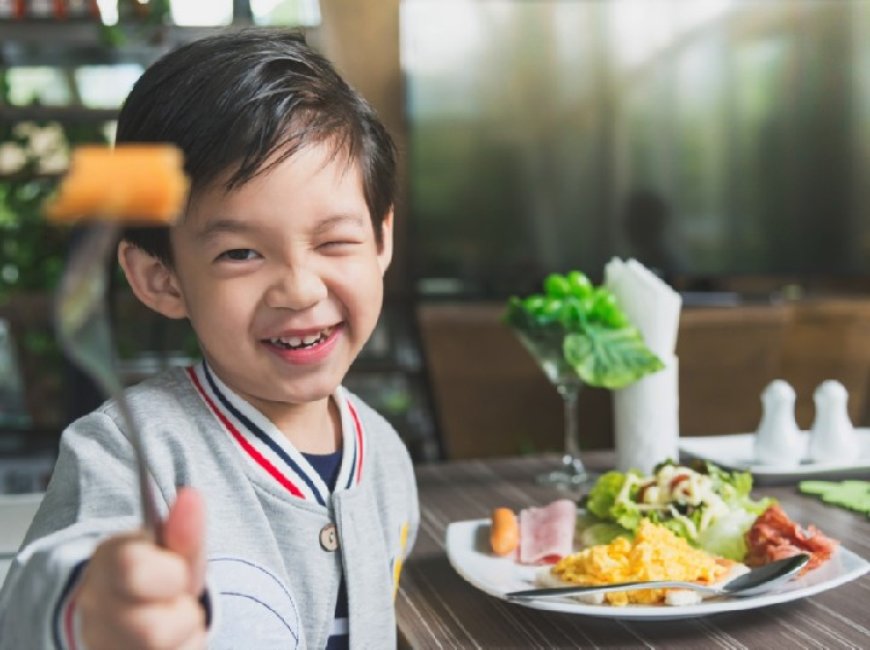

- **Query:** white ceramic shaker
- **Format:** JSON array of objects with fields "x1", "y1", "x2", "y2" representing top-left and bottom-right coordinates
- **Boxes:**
[
  {"x1": 807, "y1": 380, "x2": 856, "y2": 463},
  {"x1": 754, "y1": 380, "x2": 804, "y2": 465}
]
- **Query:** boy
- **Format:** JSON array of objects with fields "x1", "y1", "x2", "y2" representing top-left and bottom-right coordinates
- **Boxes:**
[{"x1": 0, "y1": 29, "x2": 418, "y2": 649}]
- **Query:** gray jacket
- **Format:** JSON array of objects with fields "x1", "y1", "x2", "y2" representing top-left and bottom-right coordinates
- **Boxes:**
[{"x1": 0, "y1": 362, "x2": 419, "y2": 649}]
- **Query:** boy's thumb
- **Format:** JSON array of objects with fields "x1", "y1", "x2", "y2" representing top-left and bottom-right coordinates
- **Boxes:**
[{"x1": 163, "y1": 486, "x2": 207, "y2": 595}]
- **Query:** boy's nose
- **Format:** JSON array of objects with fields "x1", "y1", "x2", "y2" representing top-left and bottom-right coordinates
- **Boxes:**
[{"x1": 264, "y1": 267, "x2": 327, "y2": 311}]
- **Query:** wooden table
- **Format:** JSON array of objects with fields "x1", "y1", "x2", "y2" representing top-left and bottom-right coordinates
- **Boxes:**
[{"x1": 396, "y1": 453, "x2": 870, "y2": 649}]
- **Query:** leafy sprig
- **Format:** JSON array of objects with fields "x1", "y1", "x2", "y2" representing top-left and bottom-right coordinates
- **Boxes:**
[{"x1": 504, "y1": 271, "x2": 663, "y2": 389}]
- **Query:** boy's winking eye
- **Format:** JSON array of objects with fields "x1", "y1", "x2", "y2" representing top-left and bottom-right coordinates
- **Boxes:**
[
  {"x1": 195, "y1": 213, "x2": 372, "y2": 258},
  {"x1": 217, "y1": 249, "x2": 261, "y2": 262}
]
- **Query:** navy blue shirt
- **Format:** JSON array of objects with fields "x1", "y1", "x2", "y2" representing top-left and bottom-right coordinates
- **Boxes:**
[{"x1": 302, "y1": 449, "x2": 349, "y2": 650}]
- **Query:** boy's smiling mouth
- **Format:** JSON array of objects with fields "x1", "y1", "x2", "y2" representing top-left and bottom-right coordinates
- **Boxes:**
[
  {"x1": 261, "y1": 323, "x2": 343, "y2": 364},
  {"x1": 267, "y1": 325, "x2": 335, "y2": 350}
]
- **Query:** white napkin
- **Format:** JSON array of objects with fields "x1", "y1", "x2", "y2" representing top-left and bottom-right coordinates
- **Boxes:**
[
  {"x1": 605, "y1": 258, "x2": 681, "y2": 358},
  {"x1": 613, "y1": 354, "x2": 679, "y2": 473},
  {"x1": 605, "y1": 258, "x2": 682, "y2": 472}
]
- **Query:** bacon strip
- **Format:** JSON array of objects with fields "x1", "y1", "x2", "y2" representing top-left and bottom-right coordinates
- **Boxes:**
[{"x1": 745, "y1": 504, "x2": 838, "y2": 573}]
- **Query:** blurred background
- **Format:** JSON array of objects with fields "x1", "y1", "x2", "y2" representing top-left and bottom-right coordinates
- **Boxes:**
[{"x1": 2, "y1": 0, "x2": 870, "y2": 491}]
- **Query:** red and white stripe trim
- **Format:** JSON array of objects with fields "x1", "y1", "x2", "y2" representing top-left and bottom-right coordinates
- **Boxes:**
[{"x1": 186, "y1": 362, "x2": 364, "y2": 504}]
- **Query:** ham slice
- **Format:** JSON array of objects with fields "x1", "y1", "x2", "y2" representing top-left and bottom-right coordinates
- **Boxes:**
[
  {"x1": 745, "y1": 504, "x2": 838, "y2": 573},
  {"x1": 519, "y1": 499, "x2": 577, "y2": 565}
]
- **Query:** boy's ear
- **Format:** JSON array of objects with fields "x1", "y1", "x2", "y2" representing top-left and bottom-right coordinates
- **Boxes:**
[
  {"x1": 377, "y1": 209, "x2": 394, "y2": 274},
  {"x1": 117, "y1": 241, "x2": 188, "y2": 319}
]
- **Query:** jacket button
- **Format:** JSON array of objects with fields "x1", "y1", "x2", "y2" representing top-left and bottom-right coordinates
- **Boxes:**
[{"x1": 320, "y1": 523, "x2": 339, "y2": 552}]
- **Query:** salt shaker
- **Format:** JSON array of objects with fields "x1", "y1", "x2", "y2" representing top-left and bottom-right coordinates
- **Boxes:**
[
  {"x1": 754, "y1": 380, "x2": 804, "y2": 465},
  {"x1": 807, "y1": 380, "x2": 856, "y2": 463}
]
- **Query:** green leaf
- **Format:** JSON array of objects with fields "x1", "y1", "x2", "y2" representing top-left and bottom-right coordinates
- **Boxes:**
[
  {"x1": 586, "y1": 470, "x2": 627, "y2": 518},
  {"x1": 661, "y1": 514, "x2": 701, "y2": 545},
  {"x1": 697, "y1": 509, "x2": 758, "y2": 560},
  {"x1": 612, "y1": 501, "x2": 644, "y2": 531},
  {"x1": 504, "y1": 270, "x2": 661, "y2": 390},
  {"x1": 580, "y1": 522, "x2": 632, "y2": 547},
  {"x1": 563, "y1": 324, "x2": 664, "y2": 389},
  {"x1": 544, "y1": 273, "x2": 571, "y2": 298},
  {"x1": 566, "y1": 270, "x2": 593, "y2": 298}
]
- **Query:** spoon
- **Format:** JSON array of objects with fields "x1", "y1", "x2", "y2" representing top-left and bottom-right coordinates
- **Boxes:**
[{"x1": 506, "y1": 553, "x2": 810, "y2": 601}]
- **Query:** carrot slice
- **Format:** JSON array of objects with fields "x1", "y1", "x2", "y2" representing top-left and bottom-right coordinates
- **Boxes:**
[
  {"x1": 45, "y1": 144, "x2": 188, "y2": 224},
  {"x1": 490, "y1": 507, "x2": 519, "y2": 556}
]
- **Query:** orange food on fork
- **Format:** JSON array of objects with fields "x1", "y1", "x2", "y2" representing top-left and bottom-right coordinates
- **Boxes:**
[
  {"x1": 45, "y1": 144, "x2": 188, "y2": 223},
  {"x1": 490, "y1": 507, "x2": 520, "y2": 556}
]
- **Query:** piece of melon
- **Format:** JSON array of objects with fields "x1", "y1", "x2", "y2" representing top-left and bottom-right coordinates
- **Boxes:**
[{"x1": 45, "y1": 144, "x2": 188, "y2": 223}]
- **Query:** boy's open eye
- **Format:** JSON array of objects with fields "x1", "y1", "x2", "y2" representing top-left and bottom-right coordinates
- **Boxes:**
[{"x1": 216, "y1": 248, "x2": 261, "y2": 262}]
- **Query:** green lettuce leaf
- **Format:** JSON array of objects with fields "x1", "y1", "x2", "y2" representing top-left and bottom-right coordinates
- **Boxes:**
[
  {"x1": 705, "y1": 462, "x2": 753, "y2": 500},
  {"x1": 705, "y1": 462, "x2": 775, "y2": 517},
  {"x1": 585, "y1": 470, "x2": 628, "y2": 519},
  {"x1": 583, "y1": 463, "x2": 775, "y2": 561},
  {"x1": 660, "y1": 514, "x2": 702, "y2": 544},
  {"x1": 580, "y1": 522, "x2": 632, "y2": 547},
  {"x1": 612, "y1": 500, "x2": 644, "y2": 531},
  {"x1": 585, "y1": 470, "x2": 645, "y2": 531},
  {"x1": 696, "y1": 509, "x2": 758, "y2": 561},
  {"x1": 563, "y1": 324, "x2": 664, "y2": 389}
]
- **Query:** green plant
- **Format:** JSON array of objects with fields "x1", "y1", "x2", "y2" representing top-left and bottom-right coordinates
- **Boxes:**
[
  {"x1": 0, "y1": 120, "x2": 109, "y2": 426},
  {"x1": 503, "y1": 270, "x2": 663, "y2": 389},
  {"x1": 0, "y1": 122, "x2": 109, "y2": 300}
]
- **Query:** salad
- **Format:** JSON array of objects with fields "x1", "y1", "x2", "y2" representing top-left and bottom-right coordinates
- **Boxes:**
[
  {"x1": 503, "y1": 270, "x2": 663, "y2": 389},
  {"x1": 581, "y1": 460, "x2": 774, "y2": 561}
]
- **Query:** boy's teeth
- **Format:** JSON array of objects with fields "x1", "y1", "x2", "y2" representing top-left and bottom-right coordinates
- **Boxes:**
[{"x1": 269, "y1": 327, "x2": 333, "y2": 350}]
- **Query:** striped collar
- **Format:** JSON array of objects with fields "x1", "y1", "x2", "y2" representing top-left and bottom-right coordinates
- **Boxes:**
[{"x1": 186, "y1": 361, "x2": 364, "y2": 506}]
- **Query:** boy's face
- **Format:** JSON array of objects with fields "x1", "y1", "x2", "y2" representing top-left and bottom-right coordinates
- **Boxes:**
[{"x1": 167, "y1": 142, "x2": 392, "y2": 418}]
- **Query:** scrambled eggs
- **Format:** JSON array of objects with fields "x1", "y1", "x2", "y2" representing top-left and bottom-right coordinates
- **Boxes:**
[{"x1": 551, "y1": 520, "x2": 731, "y2": 606}]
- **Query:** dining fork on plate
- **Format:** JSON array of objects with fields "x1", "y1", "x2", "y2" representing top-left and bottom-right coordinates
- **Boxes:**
[{"x1": 506, "y1": 553, "x2": 810, "y2": 601}]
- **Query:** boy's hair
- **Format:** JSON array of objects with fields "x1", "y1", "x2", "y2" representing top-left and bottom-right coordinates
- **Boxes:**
[{"x1": 117, "y1": 28, "x2": 396, "y2": 265}]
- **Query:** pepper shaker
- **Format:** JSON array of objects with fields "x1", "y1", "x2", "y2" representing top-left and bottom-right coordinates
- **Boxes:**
[
  {"x1": 807, "y1": 380, "x2": 856, "y2": 463},
  {"x1": 754, "y1": 380, "x2": 804, "y2": 465}
]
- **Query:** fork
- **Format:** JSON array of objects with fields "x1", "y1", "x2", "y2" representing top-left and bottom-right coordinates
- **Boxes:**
[
  {"x1": 506, "y1": 553, "x2": 810, "y2": 601},
  {"x1": 55, "y1": 222, "x2": 162, "y2": 543}
]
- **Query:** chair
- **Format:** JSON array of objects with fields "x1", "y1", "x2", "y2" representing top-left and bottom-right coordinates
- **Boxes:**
[
  {"x1": 416, "y1": 302, "x2": 613, "y2": 459},
  {"x1": 676, "y1": 304, "x2": 792, "y2": 436}
]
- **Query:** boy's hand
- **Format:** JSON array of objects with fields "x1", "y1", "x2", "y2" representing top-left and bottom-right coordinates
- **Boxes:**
[{"x1": 75, "y1": 488, "x2": 207, "y2": 650}]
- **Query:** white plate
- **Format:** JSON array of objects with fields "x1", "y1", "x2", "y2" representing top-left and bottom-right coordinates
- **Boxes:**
[
  {"x1": 678, "y1": 430, "x2": 870, "y2": 485},
  {"x1": 446, "y1": 519, "x2": 870, "y2": 620}
]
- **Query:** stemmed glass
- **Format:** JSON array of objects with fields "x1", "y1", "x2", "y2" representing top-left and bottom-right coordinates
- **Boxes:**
[{"x1": 513, "y1": 327, "x2": 588, "y2": 488}]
